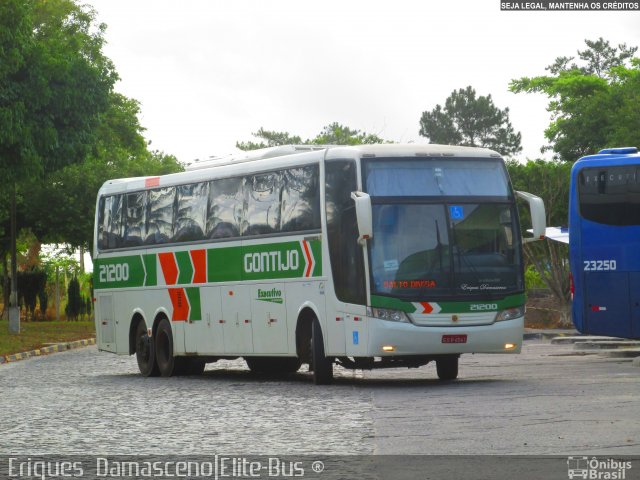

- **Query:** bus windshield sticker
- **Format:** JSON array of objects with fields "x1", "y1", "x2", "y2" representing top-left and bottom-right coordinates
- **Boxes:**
[
  {"x1": 450, "y1": 205, "x2": 464, "y2": 220},
  {"x1": 383, "y1": 259, "x2": 399, "y2": 271}
]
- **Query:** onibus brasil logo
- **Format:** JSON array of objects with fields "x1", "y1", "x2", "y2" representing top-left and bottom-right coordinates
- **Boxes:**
[{"x1": 567, "y1": 456, "x2": 632, "y2": 479}]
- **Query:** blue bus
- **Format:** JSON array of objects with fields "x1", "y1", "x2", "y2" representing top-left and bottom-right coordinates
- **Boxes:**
[{"x1": 569, "y1": 146, "x2": 640, "y2": 339}]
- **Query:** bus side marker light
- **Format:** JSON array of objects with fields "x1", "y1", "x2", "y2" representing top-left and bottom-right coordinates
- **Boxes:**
[
  {"x1": 382, "y1": 345, "x2": 395, "y2": 352},
  {"x1": 504, "y1": 343, "x2": 517, "y2": 350}
]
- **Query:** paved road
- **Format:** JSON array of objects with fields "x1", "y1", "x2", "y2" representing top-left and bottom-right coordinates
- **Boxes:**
[{"x1": 1, "y1": 340, "x2": 638, "y2": 456}]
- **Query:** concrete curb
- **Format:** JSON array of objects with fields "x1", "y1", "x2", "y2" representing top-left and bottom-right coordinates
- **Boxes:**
[
  {"x1": 523, "y1": 329, "x2": 579, "y2": 341},
  {"x1": 0, "y1": 338, "x2": 95, "y2": 365}
]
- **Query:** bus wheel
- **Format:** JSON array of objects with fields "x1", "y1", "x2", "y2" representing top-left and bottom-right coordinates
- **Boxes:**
[
  {"x1": 436, "y1": 356, "x2": 459, "y2": 381},
  {"x1": 311, "y1": 318, "x2": 333, "y2": 385},
  {"x1": 155, "y1": 318, "x2": 178, "y2": 377},
  {"x1": 135, "y1": 321, "x2": 159, "y2": 377}
]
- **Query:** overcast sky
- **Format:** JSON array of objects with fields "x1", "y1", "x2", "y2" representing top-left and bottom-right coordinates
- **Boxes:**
[{"x1": 86, "y1": 0, "x2": 640, "y2": 164}]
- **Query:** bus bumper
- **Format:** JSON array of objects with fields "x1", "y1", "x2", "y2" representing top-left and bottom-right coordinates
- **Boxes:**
[{"x1": 364, "y1": 316, "x2": 524, "y2": 356}]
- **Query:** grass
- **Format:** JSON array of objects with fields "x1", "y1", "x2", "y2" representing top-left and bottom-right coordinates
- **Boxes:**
[{"x1": 0, "y1": 319, "x2": 95, "y2": 357}]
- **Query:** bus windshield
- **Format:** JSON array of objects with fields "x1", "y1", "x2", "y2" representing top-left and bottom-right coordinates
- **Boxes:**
[{"x1": 363, "y1": 158, "x2": 522, "y2": 299}]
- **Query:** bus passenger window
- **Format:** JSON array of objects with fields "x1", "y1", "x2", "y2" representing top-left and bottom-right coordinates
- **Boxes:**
[
  {"x1": 175, "y1": 182, "x2": 208, "y2": 242},
  {"x1": 206, "y1": 177, "x2": 244, "y2": 239},
  {"x1": 124, "y1": 192, "x2": 146, "y2": 247},
  {"x1": 146, "y1": 187, "x2": 176, "y2": 245},
  {"x1": 99, "y1": 195, "x2": 124, "y2": 250},
  {"x1": 245, "y1": 172, "x2": 282, "y2": 236},
  {"x1": 281, "y1": 165, "x2": 320, "y2": 232}
]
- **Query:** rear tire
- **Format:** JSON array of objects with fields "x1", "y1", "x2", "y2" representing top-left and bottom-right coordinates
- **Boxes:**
[
  {"x1": 155, "y1": 318, "x2": 179, "y2": 377},
  {"x1": 436, "y1": 356, "x2": 459, "y2": 381},
  {"x1": 311, "y1": 318, "x2": 333, "y2": 385},
  {"x1": 135, "y1": 320, "x2": 159, "y2": 377}
]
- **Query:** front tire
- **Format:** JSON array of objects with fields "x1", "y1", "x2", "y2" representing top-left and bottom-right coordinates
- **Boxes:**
[
  {"x1": 436, "y1": 355, "x2": 459, "y2": 381},
  {"x1": 311, "y1": 318, "x2": 333, "y2": 385},
  {"x1": 135, "y1": 320, "x2": 159, "y2": 377},
  {"x1": 155, "y1": 318, "x2": 180, "y2": 377}
]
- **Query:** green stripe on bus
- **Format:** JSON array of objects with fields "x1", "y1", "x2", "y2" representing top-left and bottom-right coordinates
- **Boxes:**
[
  {"x1": 436, "y1": 294, "x2": 525, "y2": 313},
  {"x1": 186, "y1": 287, "x2": 202, "y2": 321},
  {"x1": 207, "y1": 247, "x2": 243, "y2": 282},
  {"x1": 94, "y1": 256, "x2": 145, "y2": 289},
  {"x1": 176, "y1": 251, "x2": 193, "y2": 284},
  {"x1": 370, "y1": 293, "x2": 525, "y2": 313},
  {"x1": 143, "y1": 254, "x2": 157, "y2": 287},
  {"x1": 369, "y1": 295, "x2": 417, "y2": 313},
  {"x1": 242, "y1": 241, "x2": 307, "y2": 280},
  {"x1": 310, "y1": 240, "x2": 322, "y2": 276},
  {"x1": 95, "y1": 239, "x2": 324, "y2": 290}
]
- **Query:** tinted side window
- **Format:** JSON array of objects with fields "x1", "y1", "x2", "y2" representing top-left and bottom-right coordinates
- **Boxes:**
[
  {"x1": 579, "y1": 166, "x2": 640, "y2": 226},
  {"x1": 325, "y1": 160, "x2": 366, "y2": 304},
  {"x1": 124, "y1": 192, "x2": 146, "y2": 247},
  {"x1": 245, "y1": 172, "x2": 282, "y2": 236},
  {"x1": 207, "y1": 177, "x2": 244, "y2": 239},
  {"x1": 281, "y1": 165, "x2": 320, "y2": 232},
  {"x1": 97, "y1": 195, "x2": 124, "y2": 250},
  {"x1": 175, "y1": 182, "x2": 208, "y2": 242},
  {"x1": 146, "y1": 187, "x2": 176, "y2": 245},
  {"x1": 97, "y1": 197, "x2": 106, "y2": 250}
]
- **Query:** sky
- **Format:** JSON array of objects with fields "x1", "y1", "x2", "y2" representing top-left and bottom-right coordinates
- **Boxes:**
[{"x1": 85, "y1": 0, "x2": 640, "y2": 164}]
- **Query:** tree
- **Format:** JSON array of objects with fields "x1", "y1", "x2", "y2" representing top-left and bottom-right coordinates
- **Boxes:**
[
  {"x1": 510, "y1": 38, "x2": 640, "y2": 161},
  {"x1": 0, "y1": 0, "x2": 117, "y2": 183},
  {"x1": 20, "y1": 93, "x2": 182, "y2": 256},
  {"x1": 65, "y1": 276, "x2": 81, "y2": 321},
  {"x1": 236, "y1": 123, "x2": 388, "y2": 151},
  {"x1": 0, "y1": 0, "x2": 117, "y2": 330},
  {"x1": 236, "y1": 128, "x2": 302, "y2": 150},
  {"x1": 546, "y1": 37, "x2": 637, "y2": 78},
  {"x1": 418, "y1": 86, "x2": 522, "y2": 157},
  {"x1": 507, "y1": 159, "x2": 573, "y2": 325},
  {"x1": 310, "y1": 122, "x2": 386, "y2": 145}
]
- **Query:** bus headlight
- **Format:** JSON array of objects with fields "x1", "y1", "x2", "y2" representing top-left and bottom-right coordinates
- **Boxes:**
[
  {"x1": 495, "y1": 306, "x2": 525, "y2": 322},
  {"x1": 371, "y1": 308, "x2": 410, "y2": 323}
]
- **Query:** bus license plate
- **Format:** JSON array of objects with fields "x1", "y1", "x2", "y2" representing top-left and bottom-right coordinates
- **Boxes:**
[{"x1": 442, "y1": 334, "x2": 467, "y2": 344}]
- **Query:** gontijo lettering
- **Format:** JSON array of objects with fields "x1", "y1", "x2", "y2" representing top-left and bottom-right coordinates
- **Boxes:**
[{"x1": 244, "y1": 250, "x2": 299, "y2": 273}]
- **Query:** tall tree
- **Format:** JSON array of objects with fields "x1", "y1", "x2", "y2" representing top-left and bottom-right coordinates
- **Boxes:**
[
  {"x1": 510, "y1": 38, "x2": 640, "y2": 161},
  {"x1": 0, "y1": 0, "x2": 116, "y2": 329},
  {"x1": 418, "y1": 86, "x2": 522, "y2": 157},
  {"x1": 20, "y1": 93, "x2": 182, "y2": 256},
  {"x1": 236, "y1": 128, "x2": 302, "y2": 150},
  {"x1": 507, "y1": 159, "x2": 573, "y2": 325},
  {"x1": 236, "y1": 123, "x2": 388, "y2": 151},
  {"x1": 310, "y1": 122, "x2": 386, "y2": 145},
  {"x1": 0, "y1": 0, "x2": 117, "y2": 183}
]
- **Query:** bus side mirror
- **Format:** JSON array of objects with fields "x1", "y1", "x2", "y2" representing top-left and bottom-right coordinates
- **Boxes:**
[
  {"x1": 516, "y1": 190, "x2": 546, "y2": 243},
  {"x1": 350, "y1": 191, "x2": 373, "y2": 245}
]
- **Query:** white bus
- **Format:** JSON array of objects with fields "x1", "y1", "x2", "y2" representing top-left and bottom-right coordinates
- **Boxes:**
[{"x1": 93, "y1": 144, "x2": 545, "y2": 384}]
